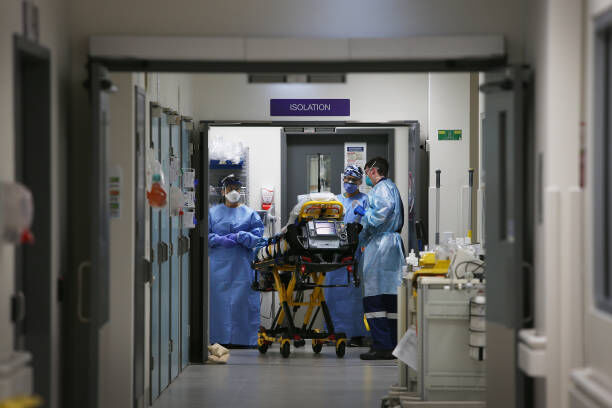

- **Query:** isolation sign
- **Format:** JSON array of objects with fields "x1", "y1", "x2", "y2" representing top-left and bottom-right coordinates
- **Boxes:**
[{"x1": 270, "y1": 99, "x2": 350, "y2": 116}]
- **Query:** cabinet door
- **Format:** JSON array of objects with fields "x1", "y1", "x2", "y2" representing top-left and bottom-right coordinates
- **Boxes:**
[
  {"x1": 170, "y1": 120, "x2": 181, "y2": 380},
  {"x1": 159, "y1": 111, "x2": 171, "y2": 391},
  {"x1": 149, "y1": 105, "x2": 161, "y2": 401},
  {"x1": 180, "y1": 120, "x2": 192, "y2": 370}
]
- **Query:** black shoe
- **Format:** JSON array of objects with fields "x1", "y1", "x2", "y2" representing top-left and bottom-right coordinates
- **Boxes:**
[
  {"x1": 359, "y1": 350, "x2": 396, "y2": 360},
  {"x1": 348, "y1": 336, "x2": 364, "y2": 347}
]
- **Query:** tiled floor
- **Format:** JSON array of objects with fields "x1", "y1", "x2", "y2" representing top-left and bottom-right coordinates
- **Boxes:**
[{"x1": 153, "y1": 346, "x2": 397, "y2": 408}]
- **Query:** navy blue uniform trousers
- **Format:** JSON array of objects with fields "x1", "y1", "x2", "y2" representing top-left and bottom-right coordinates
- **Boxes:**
[{"x1": 363, "y1": 294, "x2": 398, "y2": 351}]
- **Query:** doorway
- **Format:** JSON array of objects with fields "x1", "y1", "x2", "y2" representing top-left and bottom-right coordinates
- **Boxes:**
[
  {"x1": 283, "y1": 129, "x2": 394, "y2": 226},
  {"x1": 13, "y1": 35, "x2": 53, "y2": 405}
]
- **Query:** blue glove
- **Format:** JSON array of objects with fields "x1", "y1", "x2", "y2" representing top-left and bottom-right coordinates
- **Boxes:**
[
  {"x1": 236, "y1": 230, "x2": 259, "y2": 248},
  {"x1": 227, "y1": 233, "x2": 238, "y2": 242},
  {"x1": 218, "y1": 236, "x2": 237, "y2": 248},
  {"x1": 354, "y1": 205, "x2": 366, "y2": 217}
]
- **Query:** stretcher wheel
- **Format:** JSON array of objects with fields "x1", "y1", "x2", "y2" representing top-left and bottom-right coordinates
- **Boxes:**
[
  {"x1": 258, "y1": 343, "x2": 269, "y2": 354},
  {"x1": 335, "y1": 339, "x2": 346, "y2": 358},
  {"x1": 281, "y1": 339, "x2": 291, "y2": 358},
  {"x1": 312, "y1": 341, "x2": 323, "y2": 354}
]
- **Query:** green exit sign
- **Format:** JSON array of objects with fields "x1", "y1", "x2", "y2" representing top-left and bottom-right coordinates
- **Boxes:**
[{"x1": 438, "y1": 129, "x2": 462, "y2": 141}]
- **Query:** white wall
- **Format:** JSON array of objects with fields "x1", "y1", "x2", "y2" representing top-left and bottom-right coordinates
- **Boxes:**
[
  {"x1": 192, "y1": 73, "x2": 429, "y2": 126},
  {"x1": 521, "y1": 0, "x2": 585, "y2": 407},
  {"x1": 0, "y1": 0, "x2": 70, "y2": 406},
  {"x1": 100, "y1": 72, "x2": 137, "y2": 408},
  {"x1": 208, "y1": 127, "x2": 284, "y2": 231},
  {"x1": 580, "y1": 1, "x2": 612, "y2": 408},
  {"x1": 427, "y1": 73, "x2": 472, "y2": 245}
]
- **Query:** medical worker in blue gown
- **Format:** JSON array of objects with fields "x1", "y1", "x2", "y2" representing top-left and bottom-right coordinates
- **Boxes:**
[
  {"x1": 324, "y1": 165, "x2": 369, "y2": 346},
  {"x1": 209, "y1": 175, "x2": 264, "y2": 347},
  {"x1": 354, "y1": 157, "x2": 406, "y2": 360}
]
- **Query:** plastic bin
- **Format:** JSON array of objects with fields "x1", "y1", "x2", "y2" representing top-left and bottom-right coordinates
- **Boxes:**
[{"x1": 209, "y1": 160, "x2": 244, "y2": 169}]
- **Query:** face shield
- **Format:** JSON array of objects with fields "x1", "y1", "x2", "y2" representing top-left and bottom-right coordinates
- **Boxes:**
[{"x1": 220, "y1": 174, "x2": 242, "y2": 204}]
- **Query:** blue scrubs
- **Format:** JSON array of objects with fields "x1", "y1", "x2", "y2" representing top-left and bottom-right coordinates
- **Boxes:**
[
  {"x1": 323, "y1": 192, "x2": 369, "y2": 339},
  {"x1": 208, "y1": 204, "x2": 264, "y2": 346}
]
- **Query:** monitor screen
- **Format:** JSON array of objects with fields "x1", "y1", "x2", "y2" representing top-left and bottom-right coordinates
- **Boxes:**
[{"x1": 314, "y1": 221, "x2": 336, "y2": 236}]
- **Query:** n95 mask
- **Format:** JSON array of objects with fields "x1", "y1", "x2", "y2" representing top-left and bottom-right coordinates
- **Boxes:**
[{"x1": 225, "y1": 190, "x2": 241, "y2": 203}]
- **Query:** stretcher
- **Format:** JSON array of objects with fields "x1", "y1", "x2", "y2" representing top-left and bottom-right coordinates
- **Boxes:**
[{"x1": 251, "y1": 200, "x2": 362, "y2": 358}]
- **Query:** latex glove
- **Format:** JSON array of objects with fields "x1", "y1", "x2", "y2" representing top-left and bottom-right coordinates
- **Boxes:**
[
  {"x1": 227, "y1": 233, "x2": 238, "y2": 242},
  {"x1": 236, "y1": 230, "x2": 259, "y2": 247},
  {"x1": 218, "y1": 236, "x2": 237, "y2": 248},
  {"x1": 354, "y1": 205, "x2": 366, "y2": 217}
]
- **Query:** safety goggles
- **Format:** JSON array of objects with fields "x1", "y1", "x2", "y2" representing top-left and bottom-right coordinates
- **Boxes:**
[
  {"x1": 343, "y1": 176, "x2": 362, "y2": 184},
  {"x1": 224, "y1": 184, "x2": 241, "y2": 192}
]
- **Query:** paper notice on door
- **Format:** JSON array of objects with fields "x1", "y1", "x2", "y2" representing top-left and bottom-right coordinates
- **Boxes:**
[
  {"x1": 343, "y1": 142, "x2": 369, "y2": 194},
  {"x1": 393, "y1": 325, "x2": 418, "y2": 370}
]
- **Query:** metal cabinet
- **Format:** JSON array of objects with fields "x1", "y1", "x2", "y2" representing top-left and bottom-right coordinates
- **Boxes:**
[
  {"x1": 150, "y1": 107, "x2": 193, "y2": 402},
  {"x1": 416, "y1": 277, "x2": 486, "y2": 402}
]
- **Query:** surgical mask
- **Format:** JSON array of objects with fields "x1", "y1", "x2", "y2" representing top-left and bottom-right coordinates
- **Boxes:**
[
  {"x1": 344, "y1": 182, "x2": 359, "y2": 194},
  {"x1": 225, "y1": 190, "x2": 241, "y2": 203},
  {"x1": 365, "y1": 175, "x2": 374, "y2": 187}
]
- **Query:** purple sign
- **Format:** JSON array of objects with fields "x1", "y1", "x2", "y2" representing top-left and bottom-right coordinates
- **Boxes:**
[{"x1": 270, "y1": 99, "x2": 350, "y2": 116}]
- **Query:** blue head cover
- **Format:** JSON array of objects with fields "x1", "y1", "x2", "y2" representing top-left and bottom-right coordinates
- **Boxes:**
[
  {"x1": 219, "y1": 174, "x2": 242, "y2": 188},
  {"x1": 343, "y1": 165, "x2": 363, "y2": 180}
]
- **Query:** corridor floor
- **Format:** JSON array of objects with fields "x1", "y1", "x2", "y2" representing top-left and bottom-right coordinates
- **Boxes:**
[{"x1": 153, "y1": 346, "x2": 397, "y2": 408}]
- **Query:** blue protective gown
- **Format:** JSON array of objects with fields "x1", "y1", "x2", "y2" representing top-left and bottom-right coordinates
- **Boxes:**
[
  {"x1": 323, "y1": 192, "x2": 369, "y2": 338},
  {"x1": 360, "y1": 178, "x2": 406, "y2": 297},
  {"x1": 359, "y1": 179, "x2": 406, "y2": 351},
  {"x1": 359, "y1": 178, "x2": 406, "y2": 350},
  {"x1": 208, "y1": 204, "x2": 264, "y2": 346}
]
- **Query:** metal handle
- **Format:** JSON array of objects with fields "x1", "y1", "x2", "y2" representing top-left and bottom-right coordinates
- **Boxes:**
[
  {"x1": 77, "y1": 261, "x2": 92, "y2": 323},
  {"x1": 15, "y1": 291, "x2": 26, "y2": 322}
]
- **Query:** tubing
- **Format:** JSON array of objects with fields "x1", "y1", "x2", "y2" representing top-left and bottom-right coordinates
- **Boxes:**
[
  {"x1": 468, "y1": 168, "x2": 474, "y2": 240},
  {"x1": 435, "y1": 169, "x2": 441, "y2": 246}
]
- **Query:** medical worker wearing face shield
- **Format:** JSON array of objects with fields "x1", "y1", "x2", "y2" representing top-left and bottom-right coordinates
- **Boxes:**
[
  {"x1": 353, "y1": 157, "x2": 406, "y2": 360},
  {"x1": 208, "y1": 175, "x2": 264, "y2": 346},
  {"x1": 324, "y1": 165, "x2": 369, "y2": 347}
]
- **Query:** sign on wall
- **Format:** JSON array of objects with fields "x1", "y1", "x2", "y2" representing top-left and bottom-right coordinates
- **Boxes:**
[
  {"x1": 270, "y1": 99, "x2": 350, "y2": 116},
  {"x1": 343, "y1": 142, "x2": 370, "y2": 194},
  {"x1": 437, "y1": 129, "x2": 463, "y2": 141},
  {"x1": 108, "y1": 165, "x2": 122, "y2": 219}
]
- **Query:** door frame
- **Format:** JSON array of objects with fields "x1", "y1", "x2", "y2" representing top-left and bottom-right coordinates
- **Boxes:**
[
  {"x1": 81, "y1": 53, "x2": 533, "y2": 408},
  {"x1": 133, "y1": 86, "x2": 147, "y2": 408},
  {"x1": 199, "y1": 120, "x2": 421, "y2": 357},
  {"x1": 12, "y1": 34, "x2": 52, "y2": 405}
]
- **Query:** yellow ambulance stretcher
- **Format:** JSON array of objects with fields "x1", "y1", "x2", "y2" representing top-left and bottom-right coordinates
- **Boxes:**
[{"x1": 251, "y1": 200, "x2": 362, "y2": 358}]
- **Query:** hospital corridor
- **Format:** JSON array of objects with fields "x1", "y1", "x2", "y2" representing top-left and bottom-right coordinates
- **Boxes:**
[
  {"x1": 152, "y1": 349, "x2": 396, "y2": 408},
  {"x1": 0, "y1": 1, "x2": 610, "y2": 408}
]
